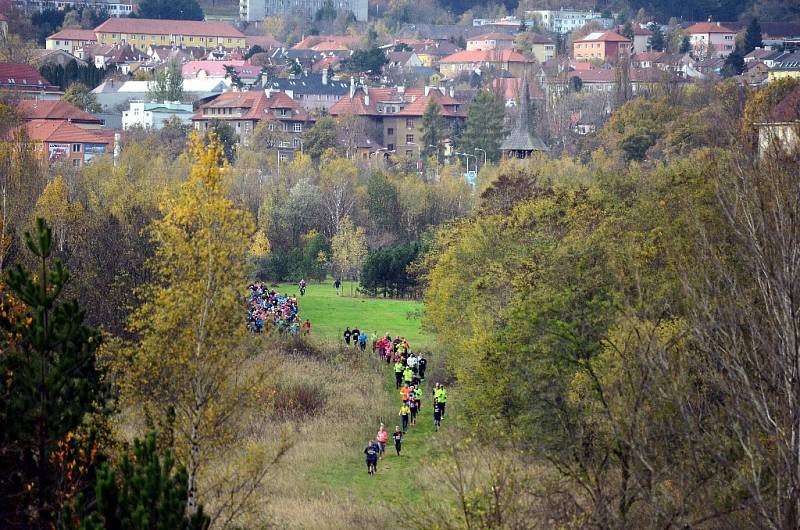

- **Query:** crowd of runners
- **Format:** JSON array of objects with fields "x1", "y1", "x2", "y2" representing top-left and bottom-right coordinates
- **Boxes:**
[
  {"x1": 247, "y1": 282, "x2": 311, "y2": 335},
  {"x1": 363, "y1": 334, "x2": 448, "y2": 476}
]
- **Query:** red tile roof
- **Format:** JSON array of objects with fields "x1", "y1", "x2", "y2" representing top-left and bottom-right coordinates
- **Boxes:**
[
  {"x1": 47, "y1": 29, "x2": 97, "y2": 41},
  {"x1": 468, "y1": 32, "x2": 515, "y2": 42},
  {"x1": 18, "y1": 100, "x2": 103, "y2": 124},
  {"x1": 492, "y1": 77, "x2": 545, "y2": 101},
  {"x1": 328, "y1": 87, "x2": 397, "y2": 116},
  {"x1": 634, "y1": 51, "x2": 665, "y2": 62},
  {"x1": 0, "y1": 63, "x2": 60, "y2": 91},
  {"x1": 618, "y1": 24, "x2": 652, "y2": 36},
  {"x1": 575, "y1": 30, "x2": 631, "y2": 43},
  {"x1": 193, "y1": 90, "x2": 310, "y2": 121},
  {"x1": 22, "y1": 119, "x2": 112, "y2": 144},
  {"x1": 245, "y1": 35, "x2": 284, "y2": 50},
  {"x1": 395, "y1": 91, "x2": 465, "y2": 117},
  {"x1": 95, "y1": 18, "x2": 244, "y2": 38},
  {"x1": 182, "y1": 60, "x2": 261, "y2": 78},
  {"x1": 686, "y1": 21, "x2": 735, "y2": 34},
  {"x1": 293, "y1": 35, "x2": 360, "y2": 50},
  {"x1": 528, "y1": 33, "x2": 555, "y2": 44},
  {"x1": 440, "y1": 49, "x2": 531, "y2": 64}
]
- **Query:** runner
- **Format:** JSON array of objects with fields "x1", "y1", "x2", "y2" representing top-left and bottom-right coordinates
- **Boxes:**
[
  {"x1": 301, "y1": 319, "x2": 311, "y2": 335},
  {"x1": 334, "y1": 278, "x2": 341, "y2": 295},
  {"x1": 418, "y1": 354, "x2": 427, "y2": 380},
  {"x1": 433, "y1": 399, "x2": 441, "y2": 431},
  {"x1": 351, "y1": 327, "x2": 360, "y2": 348},
  {"x1": 414, "y1": 385, "x2": 423, "y2": 412},
  {"x1": 403, "y1": 366, "x2": 414, "y2": 386},
  {"x1": 364, "y1": 440, "x2": 380, "y2": 475},
  {"x1": 358, "y1": 330, "x2": 367, "y2": 352},
  {"x1": 298, "y1": 279, "x2": 306, "y2": 296},
  {"x1": 392, "y1": 426, "x2": 403, "y2": 456},
  {"x1": 394, "y1": 360, "x2": 404, "y2": 388},
  {"x1": 343, "y1": 327, "x2": 352, "y2": 345},
  {"x1": 409, "y1": 394, "x2": 418, "y2": 427},
  {"x1": 399, "y1": 402, "x2": 410, "y2": 433},
  {"x1": 439, "y1": 385, "x2": 447, "y2": 418},
  {"x1": 376, "y1": 423, "x2": 389, "y2": 458}
]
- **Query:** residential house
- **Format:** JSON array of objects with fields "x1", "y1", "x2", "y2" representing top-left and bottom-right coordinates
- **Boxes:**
[
  {"x1": 245, "y1": 35, "x2": 285, "y2": 51},
  {"x1": 191, "y1": 90, "x2": 312, "y2": 151},
  {"x1": 439, "y1": 49, "x2": 533, "y2": 78},
  {"x1": 92, "y1": 78, "x2": 226, "y2": 111},
  {"x1": 292, "y1": 35, "x2": 361, "y2": 51},
  {"x1": 266, "y1": 71, "x2": 350, "y2": 111},
  {"x1": 90, "y1": 44, "x2": 144, "y2": 74},
  {"x1": 18, "y1": 99, "x2": 104, "y2": 129},
  {"x1": 632, "y1": 50, "x2": 664, "y2": 68},
  {"x1": 122, "y1": 101, "x2": 194, "y2": 129},
  {"x1": 0, "y1": 63, "x2": 62, "y2": 100},
  {"x1": 147, "y1": 45, "x2": 207, "y2": 65},
  {"x1": 525, "y1": 9, "x2": 608, "y2": 34},
  {"x1": 492, "y1": 76, "x2": 545, "y2": 107},
  {"x1": 618, "y1": 24, "x2": 652, "y2": 54},
  {"x1": 182, "y1": 60, "x2": 262, "y2": 86},
  {"x1": 46, "y1": 28, "x2": 97, "y2": 54},
  {"x1": 573, "y1": 31, "x2": 631, "y2": 62},
  {"x1": 94, "y1": 18, "x2": 246, "y2": 51},
  {"x1": 30, "y1": 49, "x2": 88, "y2": 69},
  {"x1": 757, "y1": 85, "x2": 800, "y2": 156},
  {"x1": 768, "y1": 51, "x2": 800, "y2": 82},
  {"x1": 685, "y1": 21, "x2": 736, "y2": 58},
  {"x1": 528, "y1": 33, "x2": 556, "y2": 64},
  {"x1": 19, "y1": 119, "x2": 113, "y2": 167},
  {"x1": 328, "y1": 84, "x2": 466, "y2": 152},
  {"x1": 386, "y1": 52, "x2": 423, "y2": 70},
  {"x1": 466, "y1": 32, "x2": 516, "y2": 51},
  {"x1": 396, "y1": 23, "x2": 515, "y2": 43},
  {"x1": 410, "y1": 41, "x2": 460, "y2": 68},
  {"x1": 745, "y1": 47, "x2": 777, "y2": 64}
]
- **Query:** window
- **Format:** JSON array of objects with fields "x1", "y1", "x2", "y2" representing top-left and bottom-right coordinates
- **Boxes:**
[
  {"x1": 268, "y1": 122, "x2": 275, "y2": 130},
  {"x1": 293, "y1": 137, "x2": 301, "y2": 148},
  {"x1": 227, "y1": 38, "x2": 232, "y2": 43},
  {"x1": 406, "y1": 118, "x2": 414, "y2": 128},
  {"x1": 387, "y1": 143, "x2": 394, "y2": 150},
  {"x1": 279, "y1": 108, "x2": 288, "y2": 116},
  {"x1": 294, "y1": 123, "x2": 302, "y2": 132},
  {"x1": 387, "y1": 127, "x2": 394, "y2": 136},
  {"x1": 406, "y1": 134, "x2": 414, "y2": 143},
  {"x1": 72, "y1": 143, "x2": 81, "y2": 153},
  {"x1": 72, "y1": 159, "x2": 81, "y2": 167}
]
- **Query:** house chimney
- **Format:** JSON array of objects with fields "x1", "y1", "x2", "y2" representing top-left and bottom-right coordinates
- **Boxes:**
[
  {"x1": 113, "y1": 132, "x2": 121, "y2": 166},
  {"x1": 350, "y1": 76, "x2": 355, "y2": 97},
  {"x1": 364, "y1": 85, "x2": 369, "y2": 106},
  {"x1": 424, "y1": 86, "x2": 430, "y2": 96},
  {"x1": 322, "y1": 67, "x2": 328, "y2": 85},
  {"x1": 449, "y1": 86, "x2": 454, "y2": 97}
]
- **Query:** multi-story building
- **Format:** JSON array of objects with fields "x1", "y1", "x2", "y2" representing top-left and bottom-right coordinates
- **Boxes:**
[
  {"x1": 13, "y1": 0, "x2": 133, "y2": 16},
  {"x1": 685, "y1": 21, "x2": 736, "y2": 58},
  {"x1": 18, "y1": 99, "x2": 104, "y2": 129},
  {"x1": 526, "y1": 8, "x2": 606, "y2": 34},
  {"x1": 573, "y1": 31, "x2": 631, "y2": 62},
  {"x1": 240, "y1": 0, "x2": 367, "y2": 23},
  {"x1": 529, "y1": 33, "x2": 556, "y2": 63},
  {"x1": 191, "y1": 90, "x2": 312, "y2": 152},
  {"x1": 265, "y1": 71, "x2": 350, "y2": 112},
  {"x1": 94, "y1": 18, "x2": 246, "y2": 51},
  {"x1": 20, "y1": 119, "x2": 113, "y2": 167},
  {"x1": 328, "y1": 85, "x2": 465, "y2": 153},
  {"x1": 439, "y1": 49, "x2": 533, "y2": 78},
  {"x1": 123, "y1": 101, "x2": 194, "y2": 130},
  {"x1": 46, "y1": 29, "x2": 97, "y2": 54},
  {"x1": 466, "y1": 32, "x2": 516, "y2": 51},
  {"x1": 618, "y1": 24, "x2": 653, "y2": 54}
]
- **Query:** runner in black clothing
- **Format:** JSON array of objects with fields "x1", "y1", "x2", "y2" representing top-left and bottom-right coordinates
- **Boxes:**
[
  {"x1": 343, "y1": 327, "x2": 352, "y2": 345},
  {"x1": 392, "y1": 426, "x2": 403, "y2": 456},
  {"x1": 351, "y1": 328, "x2": 360, "y2": 348},
  {"x1": 418, "y1": 355, "x2": 427, "y2": 380},
  {"x1": 364, "y1": 440, "x2": 379, "y2": 475},
  {"x1": 433, "y1": 399, "x2": 441, "y2": 431}
]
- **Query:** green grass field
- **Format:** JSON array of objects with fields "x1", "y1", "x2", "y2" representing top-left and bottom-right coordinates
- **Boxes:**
[{"x1": 274, "y1": 281, "x2": 428, "y2": 345}]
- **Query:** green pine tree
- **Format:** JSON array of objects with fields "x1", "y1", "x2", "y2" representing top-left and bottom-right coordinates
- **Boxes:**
[
  {"x1": 67, "y1": 433, "x2": 210, "y2": 530},
  {"x1": 743, "y1": 18, "x2": 763, "y2": 55},
  {"x1": 421, "y1": 98, "x2": 445, "y2": 161},
  {"x1": 649, "y1": 24, "x2": 666, "y2": 52},
  {"x1": 460, "y1": 90, "x2": 506, "y2": 163},
  {"x1": 0, "y1": 218, "x2": 106, "y2": 526}
]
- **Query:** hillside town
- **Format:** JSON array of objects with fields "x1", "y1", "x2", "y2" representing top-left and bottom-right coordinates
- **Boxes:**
[{"x1": 2, "y1": 1, "x2": 799, "y2": 174}]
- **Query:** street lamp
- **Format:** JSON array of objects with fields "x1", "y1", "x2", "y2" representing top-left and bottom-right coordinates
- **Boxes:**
[{"x1": 474, "y1": 147, "x2": 487, "y2": 166}]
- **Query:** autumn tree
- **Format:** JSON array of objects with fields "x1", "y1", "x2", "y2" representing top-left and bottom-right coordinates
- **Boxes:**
[
  {"x1": 147, "y1": 61, "x2": 184, "y2": 103},
  {"x1": 114, "y1": 134, "x2": 255, "y2": 517},
  {"x1": 62, "y1": 83, "x2": 101, "y2": 113},
  {"x1": 331, "y1": 215, "x2": 367, "y2": 284}
]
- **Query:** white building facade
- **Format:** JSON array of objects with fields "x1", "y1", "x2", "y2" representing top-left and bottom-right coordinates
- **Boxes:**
[
  {"x1": 526, "y1": 8, "x2": 607, "y2": 33},
  {"x1": 122, "y1": 101, "x2": 194, "y2": 130},
  {"x1": 241, "y1": 0, "x2": 367, "y2": 22}
]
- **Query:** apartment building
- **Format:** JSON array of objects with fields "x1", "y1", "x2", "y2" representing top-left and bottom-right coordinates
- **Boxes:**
[{"x1": 94, "y1": 18, "x2": 246, "y2": 51}]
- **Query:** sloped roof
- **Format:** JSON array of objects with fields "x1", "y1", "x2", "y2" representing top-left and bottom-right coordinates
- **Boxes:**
[
  {"x1": 193, "y1": 90, "x2": 310, "y2": 121},
  {"x1": 528, "y1": 33, "x2": 555, "y2": 44},
  {"x1": 440, "y1": 49, "x2": 531, "y2": 64},
  {"x1": 95, "y1": 18, "x2": 244, "y2": 38},
  {"x1": 268, "y1": 73, "x2": 349, "y2": 95},
  {"x1": 468, "y1": 32, "x2": 516, "y2": 42},
  {"x1": 246, "y1": 35, "x2": 284, "y2": 50},
  {"x1": 18, "y1": 100, "x2": 103, "y2": 124},
  {"x1": 501, "y1": 79, "x2": 547, "y2": 153},
  {"x1": 618, "y1": 24, "x2": 652, "y2": 36},
  {"x1": 22, "y1": 119, "x2": 112, "y2": 144},
  {"x1": 575, "y1": 30, "x2": 631, "y2": 43},
  {"x1": 395, "y1": 91, "x2": 465, "y2": 117},
  {"x1": 181, "y1": 60, "x2": 260, "y2": 78},
  {"x1": 47, "y1": 28, "x2": 97, "y2": 41},
  {"x1": 292, "y1": 35, "x2": 360, "y2": 50},
  {"x1": 685, "y1": 21, "x2": 735, "y2": 34},
  {"x1": 0, "y1": 63, "x2": 60, "y2": 91},
  {"x1": 634, "y1": 51, "x2": 665, "y2": 62}
]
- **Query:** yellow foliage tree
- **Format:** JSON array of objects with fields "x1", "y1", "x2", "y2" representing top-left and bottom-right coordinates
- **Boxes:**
[
  {"x1": 331, "y1": 215, "x2": 367, "y2": 283},
  {"x1": 118, "y1": 133, "x2": 256, "y2": 515},
  {"x1": 33, "y1": 175, "x2": 84, "y2": 253}
]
